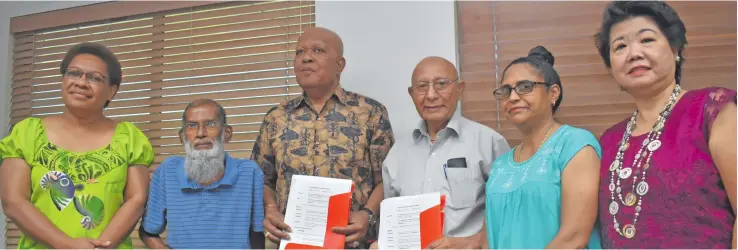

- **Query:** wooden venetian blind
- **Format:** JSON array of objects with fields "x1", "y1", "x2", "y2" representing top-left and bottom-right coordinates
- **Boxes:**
[
  {"x1": 458, "y1": 1, "x2": 737, "y2": 146},
  {"x1": 7, "y1": 1, "x2": 314, "y2": 248}
]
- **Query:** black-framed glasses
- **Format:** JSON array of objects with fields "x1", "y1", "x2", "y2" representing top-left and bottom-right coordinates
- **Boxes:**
[
  {"x1": 184, "y1": 120, "x2": 222, "y2": 131},
  {"x1": 64, "y1": 69, "x2": 108, "y2": 85},
  {"x1": 411, "y1": 78, "x2": 458, "y2": 94},
  {"x1": 493, "y1": 80, "x2": 548, "y2": 100}
]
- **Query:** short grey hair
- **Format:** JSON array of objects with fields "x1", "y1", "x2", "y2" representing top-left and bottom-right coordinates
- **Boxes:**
[{"x1": 181, "y1": 99, "x2": 227, "y2": 127}]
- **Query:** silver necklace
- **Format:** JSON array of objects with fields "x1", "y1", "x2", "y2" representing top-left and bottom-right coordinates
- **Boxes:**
[{"x1": 608, "y1": 84, "x2": 681, "y2": 239}]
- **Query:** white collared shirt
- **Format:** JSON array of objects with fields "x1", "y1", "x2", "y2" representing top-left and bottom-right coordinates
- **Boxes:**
[{"x1": 382, "y1": 113, "x2": 510, "y2": 237}]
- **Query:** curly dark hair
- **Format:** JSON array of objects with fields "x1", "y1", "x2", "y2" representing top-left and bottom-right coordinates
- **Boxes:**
[
  {"x1": 594, "y1": 1, "x2": 687, "y2": 84},
  {"x1": 500, "y1": 45, "x2": 564, "y2": 113},
  {"x1": 59, "y1": 42, "x2": 122, "y2": 108}
]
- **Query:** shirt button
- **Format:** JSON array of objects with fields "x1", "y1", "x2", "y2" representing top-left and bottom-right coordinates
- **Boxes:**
[
  {"x1": 204, "y1": 200, "x2": 208, "y2": 203},
  {"x1": 431, "y1": 152, "x2": 436, "y2": 156},
  {"x1": 427, "y1": 178, "x2": 431, "y2": 182}
]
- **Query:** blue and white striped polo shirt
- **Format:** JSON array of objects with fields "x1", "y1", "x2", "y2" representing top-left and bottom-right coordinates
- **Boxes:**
[{"x1": 141, "y1": 154, "x2": 264, "y2": 248}]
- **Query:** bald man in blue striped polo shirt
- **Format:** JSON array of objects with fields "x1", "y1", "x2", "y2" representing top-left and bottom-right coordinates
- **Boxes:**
[{"x1": 139, "y1": 99, "x2": 265, "y2": 249}]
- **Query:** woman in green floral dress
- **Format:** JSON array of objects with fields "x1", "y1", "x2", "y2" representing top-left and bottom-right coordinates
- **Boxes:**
[{"x1": 0, "y1": 43, "x2": 153, "y2": 249}]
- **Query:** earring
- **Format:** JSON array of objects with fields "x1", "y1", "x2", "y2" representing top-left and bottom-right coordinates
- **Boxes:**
[{"x1": 676, "y1": 55, "x2": 681, "y2": 62}]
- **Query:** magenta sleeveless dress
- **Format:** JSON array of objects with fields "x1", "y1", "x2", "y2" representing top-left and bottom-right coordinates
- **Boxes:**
[{"x1": 598, "y1": 87, "x2": 736, "y2": 248}]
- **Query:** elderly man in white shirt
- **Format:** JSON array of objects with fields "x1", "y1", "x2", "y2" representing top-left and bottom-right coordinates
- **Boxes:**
[{"x1": 379, "y1": 56, "x2": 510, "y2": 249}]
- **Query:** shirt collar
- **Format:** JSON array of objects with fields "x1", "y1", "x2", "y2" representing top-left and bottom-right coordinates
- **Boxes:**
[
  {"x1": 285, "y1": 86, "x2": 348, "y2": 113},
  {"x1": 178, "y1": 153, "x2": 240, "y2": 191},
  {"x1": 413, "y1": 111, "x2": 462, "y2": 142}
]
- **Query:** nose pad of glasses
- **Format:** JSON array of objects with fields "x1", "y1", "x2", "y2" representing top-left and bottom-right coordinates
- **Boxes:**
[
  {"x1": 425, "y1": 86, "x2": 441, "y2": 98},
  {"x1": 507, "y1": 89, "x2": 522, "y2": 100}
]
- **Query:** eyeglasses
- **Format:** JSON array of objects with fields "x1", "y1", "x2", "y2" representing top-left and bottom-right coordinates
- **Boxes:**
[
  {"x1": 64, "y1": 69, "x2": 108, "y2": 85},
  {"x1": 493, "y1": 80, "x2": 548, "y2": 100},
  {"x1": 184, "y1": 120, "x2": 222, "y2": 131},
  {"x1": 411, "y1": 78, "x2": 458, "y2": 94}
]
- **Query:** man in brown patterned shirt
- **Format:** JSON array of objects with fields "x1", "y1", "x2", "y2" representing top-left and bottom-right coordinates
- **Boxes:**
[{"x1": 251, "y1": 27, "x2": 394, "y2": 249}]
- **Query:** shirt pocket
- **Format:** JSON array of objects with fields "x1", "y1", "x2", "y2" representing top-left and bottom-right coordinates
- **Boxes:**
[{"x1": 445, "y1": 167, "x2": 482, "y2": 209}]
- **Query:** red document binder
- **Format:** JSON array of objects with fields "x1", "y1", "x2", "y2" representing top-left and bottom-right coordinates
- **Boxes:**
[{"x1": 418, "y1": 194, "x2": 445, "y2": 249}]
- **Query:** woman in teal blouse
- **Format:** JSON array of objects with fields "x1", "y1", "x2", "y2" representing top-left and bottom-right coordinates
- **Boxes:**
[{"x1": 485, "y1": 46, "x2": 602, "y2": 248}]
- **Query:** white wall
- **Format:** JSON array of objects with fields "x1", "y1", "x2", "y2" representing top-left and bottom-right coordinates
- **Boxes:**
[
  {"x1": 316, "y1": 1, "x2": 458, "y2": 142},
  {"x1": 0, "y1": 2, "x2": 99, "y2": 247}
]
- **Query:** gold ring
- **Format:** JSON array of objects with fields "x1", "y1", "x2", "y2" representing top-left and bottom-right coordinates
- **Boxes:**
[{"x1": 265, "y1": 231, "x2": 272, "y2": 238}]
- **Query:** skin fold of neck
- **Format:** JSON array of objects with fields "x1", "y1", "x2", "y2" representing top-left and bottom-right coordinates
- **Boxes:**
[
  {"x1": 519, "y1": 117, "x2": 556, "y2": 149},
  {"x1": 633, "y1": 80, "x2": 680, "y2": 128},
  {"x1": 304, "y1": 81, "x2": 340, "y2": 112},
  {"x1": 62, "y1": 109, "x2": 107, "y2": 127},
  {"x1": 426, "y1": 118, "x2": 451, "y2": 142}
]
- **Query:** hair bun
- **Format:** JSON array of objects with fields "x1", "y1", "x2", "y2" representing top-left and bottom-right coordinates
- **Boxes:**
[{"x1": 527, "y1": 45, "x2": 555, "y2": 66}]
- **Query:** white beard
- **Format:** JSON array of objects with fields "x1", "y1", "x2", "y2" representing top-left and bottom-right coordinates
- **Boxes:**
[{"x1": 183, "y1": 132, "x2": 226, "y2": 184}]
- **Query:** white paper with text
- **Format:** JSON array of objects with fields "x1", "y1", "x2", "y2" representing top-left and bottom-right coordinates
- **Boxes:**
[
  {"x1": 378, "y1": 192, "x2": 441, "y2": 249},
  {"x1": 278, "y1": 175, "x2": 353, "y2": 250}
]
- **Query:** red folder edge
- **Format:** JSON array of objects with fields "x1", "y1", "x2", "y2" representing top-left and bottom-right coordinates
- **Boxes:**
[
  {"x1": 418, "y1": 194, "x2": 445, "y2": 249},
  {"x1": 285, "y1": 184, "x2": 354, "y2": 249},
  {"x1": 439, "y1": 195, "x2": 446, "y2": 231}
]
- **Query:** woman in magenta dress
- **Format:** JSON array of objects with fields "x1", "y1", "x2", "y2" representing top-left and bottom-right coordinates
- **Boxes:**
[{"x1": 593, "y1": 1, "x2": 736, "y2": 248}]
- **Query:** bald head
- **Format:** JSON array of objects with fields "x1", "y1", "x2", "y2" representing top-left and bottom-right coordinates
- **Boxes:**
[
  {"x1": 299, "y1": 27, "x2": 344, "y2": 56},
  {"x1": 411, "y1": 56, "x2": 458, "y2": 83},
  {"x1": 294, "y1": 27, "x2": 347, "y2": 91},
  {"x1": 182, "y1": 99, "x2": 227, "y2": 126}
]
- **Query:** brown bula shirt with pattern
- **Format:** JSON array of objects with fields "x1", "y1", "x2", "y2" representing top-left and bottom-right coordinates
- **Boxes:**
[{"x1": 251, "y1": 87, "x2": 394, "y2": 246}]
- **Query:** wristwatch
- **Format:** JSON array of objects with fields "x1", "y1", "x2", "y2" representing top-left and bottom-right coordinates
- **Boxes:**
[{"x1": 360, "y1": 207, "x2": 376, "y2": 225}]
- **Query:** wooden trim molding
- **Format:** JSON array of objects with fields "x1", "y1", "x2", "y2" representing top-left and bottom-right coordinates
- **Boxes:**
[{"x1": 10, "y1": 1, "x2": 225, "y2": 34}]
